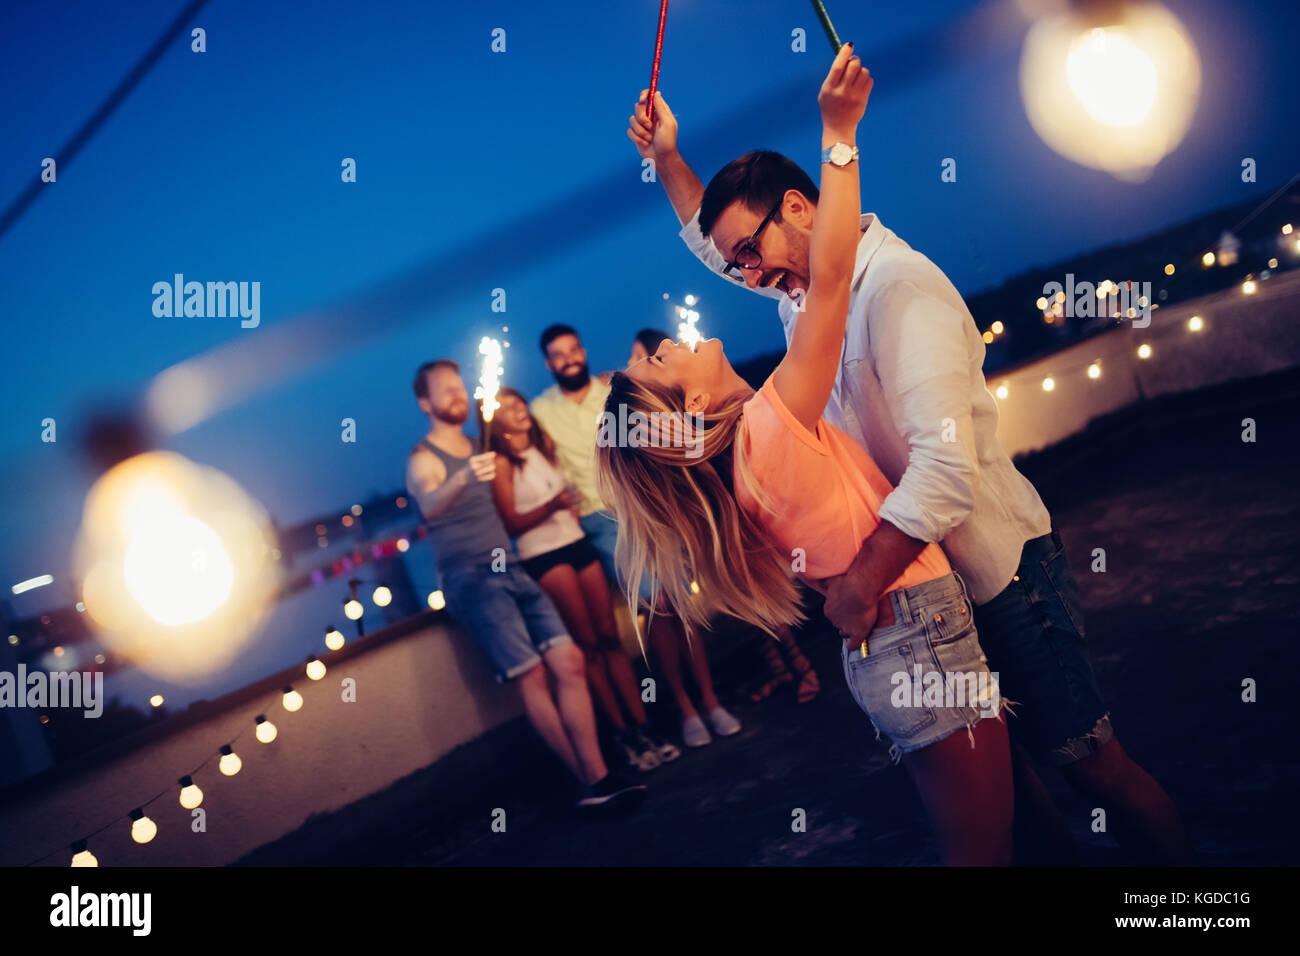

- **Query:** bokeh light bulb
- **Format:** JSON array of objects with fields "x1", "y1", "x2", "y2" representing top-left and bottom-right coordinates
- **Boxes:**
[
  {"x1": 428, "y1": 590, "x2": 446, "y2": 611},
  {"x1": 325, "y1": 627, "x2": 344, "y2": 651},
  {"x1": 178, "y1": 775, "x2": 203, "y2": 809},
  {"x1": 372, "y1": 585, "x2": 392, "y2": 608},
  {"x1": 255, "y1": 714, "x2": 277, "y2": 743},
  {"x1": 129, "y1": 809, "x2": 156, "y2": 844},
  {"x1": 1019, "y1": 2, "x2": 1200, "y2": 180},
  {"x1": 70, "y1": 842, "x2": 97, "y2": 867},
  {"x1": 344, "y1": 598, "x2": 363, "y2": 620},
  {"x1": 306, "y1": 657, "x2": 326, "y2": 681},
  {"x1": 218, "y1": 745, "x2": 241, "y2": 776},
  {"x1": 282, "y1": 685, "x2": 303, "y2": 712}
]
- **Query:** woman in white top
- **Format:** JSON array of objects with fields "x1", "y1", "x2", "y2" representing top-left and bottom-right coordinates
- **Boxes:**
[{"x1": 485, "y1": 388, "x2": 679, "y2": 772}]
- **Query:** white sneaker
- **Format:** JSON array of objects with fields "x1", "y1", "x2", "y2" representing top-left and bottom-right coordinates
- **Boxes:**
[
  {"x1": 706, "y1": 706, "x2": 742, "y2": 737},
  {"x1": 681, "y1": 714, "x2": 712, "y2": 747}
]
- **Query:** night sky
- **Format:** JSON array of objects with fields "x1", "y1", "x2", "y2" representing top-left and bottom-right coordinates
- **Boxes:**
[{"x1": 3, "y1": 0, "x2": 1297, "y2": 605}]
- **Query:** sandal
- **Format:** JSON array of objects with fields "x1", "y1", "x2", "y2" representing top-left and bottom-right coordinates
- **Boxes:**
[
  {"x1": 750, "y1": 638, "x2": 794, "y2": 702},
  {"x1": 786, "y1": 642, "x2": 821, "y2": 704}
]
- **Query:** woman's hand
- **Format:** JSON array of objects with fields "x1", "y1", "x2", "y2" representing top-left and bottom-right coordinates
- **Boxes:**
[{"x1": 818, "y1": 42, "x2": 872, "y2": 138}]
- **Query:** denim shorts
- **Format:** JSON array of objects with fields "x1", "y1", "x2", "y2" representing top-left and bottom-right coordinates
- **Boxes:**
[
  {"x1": 839, "y1": 571, "x2": 1004, "y2": 762},
  {"x1": 439, "y1": 561, "x2": 572, "y2": 683},
  {"x1": 971, "y1": 530, "x2": 1113, "y2": 766},
  {"x1": 579, "y1": 510, "x2": 657, "y2": 605}
]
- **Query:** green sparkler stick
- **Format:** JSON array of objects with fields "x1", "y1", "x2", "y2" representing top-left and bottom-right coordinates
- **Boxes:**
[{"x1": 809, "y1": 0, "x2": 842, "y2": 53}]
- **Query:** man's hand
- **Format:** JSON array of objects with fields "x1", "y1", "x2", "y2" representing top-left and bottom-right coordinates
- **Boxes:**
[
  {"x1": 628, "y1": 89, "x2": 678, "y2": 161},
  {"x1": 467, "y1": 452, "x2": 496, "y2": 483},
  {"x1": 818, "y1": 42, "x2": 872, "y2": 138},
  {"x1": 817, "y1": 571, "x2": 881, "y2": 649}
]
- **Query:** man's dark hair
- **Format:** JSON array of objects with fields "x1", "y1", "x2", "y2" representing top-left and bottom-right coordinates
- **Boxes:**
[
  {"x1": 635, "y1": 328, "x2": 671, "y2": 353},
  {"x1": 698, "y1": 150, "x2": 820, "y2": 239},
  {"x1": 539, "y1": 323, "x2": 579, "y2": 356},
  {"x1": 413, "y1": 358, "x2": 459, "y2": 400}
]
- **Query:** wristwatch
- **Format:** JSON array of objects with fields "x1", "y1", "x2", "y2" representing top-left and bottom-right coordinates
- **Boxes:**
[{"x1": 822, "y1": 142, "x2": 859, "y2": 167}]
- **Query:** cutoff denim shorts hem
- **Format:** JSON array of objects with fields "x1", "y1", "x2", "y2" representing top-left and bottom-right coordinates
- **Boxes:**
[
  {"x1": 971, "y1": 530, "x2": 1113, "y2": 767},
  {"x1": 439, "y1": 560, "x2": 573, "y2": 684},
  {"x1": 580, "y1": 510, "x2": 657, "y2": 605},
  {"x1": 840, "y1": 571, "x2": 1004, "y2": 763}
]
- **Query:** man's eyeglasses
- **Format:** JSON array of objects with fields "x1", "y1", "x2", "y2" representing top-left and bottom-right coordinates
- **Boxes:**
[{"x1": 720, "y1": 198, "x2": 783, "y2": 281}]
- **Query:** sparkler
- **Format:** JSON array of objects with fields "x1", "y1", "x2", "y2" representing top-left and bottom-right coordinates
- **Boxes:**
[
  {"x1": 474, "y1": 336, "x2": 504, "y2": 449},
  {"x1": 676, "y1": 305, "x2": 702, "y2": 351},
  {"x1": 809, "y1": 0, "x2": 842, "y2": 54},
  {"x1": 648, "y1": 1, "x2": 669, "y2": 124}
]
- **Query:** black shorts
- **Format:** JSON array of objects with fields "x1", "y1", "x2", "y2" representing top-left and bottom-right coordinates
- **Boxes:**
[{"x1": 520, "y1": 536, "x2": 602, "y2": 582}]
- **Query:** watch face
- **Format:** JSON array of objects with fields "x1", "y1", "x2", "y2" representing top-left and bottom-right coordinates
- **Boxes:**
[{"x1": 830, "y1": 143, "x2": 853, "y2": 165}]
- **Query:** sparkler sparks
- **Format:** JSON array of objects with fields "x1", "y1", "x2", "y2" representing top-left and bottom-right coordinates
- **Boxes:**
[
  {"x1": 676, "y1": 306, "x2": 702, "y2": 351},
  {"x1": 475, "y1": 336, "x2": 504, "y2": 445}
]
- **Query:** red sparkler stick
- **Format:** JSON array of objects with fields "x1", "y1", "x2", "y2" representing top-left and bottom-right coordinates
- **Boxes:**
[{"x1": 648, "y1": 1, "x2": 669, "y2": 125}]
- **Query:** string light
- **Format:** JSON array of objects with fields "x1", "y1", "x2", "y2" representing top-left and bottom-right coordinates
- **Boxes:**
[
  {"x1": 991, "y1": 321, "x2": 1004, "y2": 335},
  {"x1": 178, "y1": 775, "x2": 203, "y2": 809},
  {"x1": 1137, "y1": 343, "x2": 1152, "y2": 359},
  {"x1": 1202, "y1": 251, "x2": 1215, "y2": 267},
  {"x1": 995, "y1": 383, "x2": 1009, "y2": 400},
  {"x1": 218, "y1": 745, "x2": 242, "y2": 776},
  {"x1": 1284, "y1": 223, "x2": 1293, "y2": 235},
  {"x1": 1242, "y1": 278, "x2": 1257, "y2": 295},
  {"x1": 70, "y1": 840, "x2": 97, "y2": 867},
  {"x1": 1187, "y1": 315, "x2": 1203, "y2": 332},
  {"x1": 372, "y1": 585, "x2": 392, "y2": 608},
  {"x1": 1164, "y1": 263, "x2": 1175, "y2": 275},
  {"x1": 428, "y1": 590, "x2": 446, "y2": 611},
  {"x1": 325, "y1": 626, "x2": 344, "y2": 650},
  {"x1": 344, "y1": 597, "x2": 363, "y2": 620},
  {"x1": 1087, "y1": 362, "x2": 1102, "y2": 380},
  {"x1": 1042, "y1": 376, "x2": 1056, "y2": 391},
  {"x1": 306, "y1": 656, "x2": 326, "y2": 681},
  {"x1": 255, "y1": 714, "x2": 277, "y2": 743},
  {"x1": 150, "y1": 694, "x2": 164, "y2": 707},
  {"x1": 129, "y1": 808, "x2": 157, "y2": 844},
  {"x1": 282, "y1": 685, "x2": 303, "y2": 712}
]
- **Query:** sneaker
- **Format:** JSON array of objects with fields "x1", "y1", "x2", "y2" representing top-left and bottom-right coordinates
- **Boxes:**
[
  {"x1": 681, "y1": 713, "x2": 712, "y2": 747},
  {"x1": 636, "y1": 724, "x2": 681, "y2": 763},
  {"x1": 706, "y1": 706, "x2": 742, "y2": 737},
  {"x1": 616, "y1": 726, "x2": 662, "y2": 772},
  {"x1": 576, "y1": 770, "x2": 648, "y2": 809}
]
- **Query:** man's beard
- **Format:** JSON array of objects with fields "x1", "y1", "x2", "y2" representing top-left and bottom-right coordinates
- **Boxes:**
[
  {"x1": 434, "y1": 400, "x2": 469, "y2": 425},
  {"x1": 554, "y1": 362, "x2": 590, "y2": 392}
]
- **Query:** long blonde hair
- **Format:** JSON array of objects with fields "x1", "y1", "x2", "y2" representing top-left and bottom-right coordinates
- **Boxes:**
[{"x1": 594, "y1": 371, "x2": 803, "y2": 643}]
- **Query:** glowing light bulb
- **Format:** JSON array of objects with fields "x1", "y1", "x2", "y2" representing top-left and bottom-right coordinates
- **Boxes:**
[
  {"x1": 1137, "y1": 343, "x2": 1152, "y2": 359},
  {"x1": 1268, "y1": 258, "x2": 1278, "y2": 270},
  {"x1": 325, "y1": 627, "x2": 345, "y2": 651},
  {"x1": 73, "y1": 451, "x2": 277, "y2": 683},
  {"x1": 1202, "y1": 251, "x2": 1215, "y2": 267},
  {"x1": 1187, "y1": 315, "x2": 1203, "y2": 332},
  {"x1": 1019, "y1": 3, "x2": 1200, "y2": 181},
  {"x1": 372, "y1": 585, "x2": 392, "y2": 608},
  {"x1": 428, "y1": 590, "x2": 446, "y2": 611},
  {"x1": 1036, "y1": 296, "x2": 1048, "y2": 310},
  {"x1": 219, "y1": 745, "x2": 242, "y2": 776},
  {"x1": 983, "y1": 331, "x2": 994, "y2": 344},
  {"x1": 1042, "y1": 377, "x2": 1056, "y2": 392},
  {"x1": 344, "y1": 598, "x2": 363, "y2": 621},
  {"x1": 282, "y1": 685, "x2": 303, "y2": 712},
  {"x1": 255, "y1": 714, "x2": 277, "y2": 743},
  {"x1": 129, "y1": 809, "x2": 156, "y2": 844},
  {"x1": 1087, "y1": 363, "x2": 1102, "y2": 380},
  {"x1": 396, "y1": 538, "x2": 410, "y2": 552},
  {"x1": 1164, "y1": 263, "x2": 1175, "y2": 275},
  {"x1": 995, "y1": 384, "x2": 1009, "y2": 400},
  {"x1": 178, "y1": 775, "x2": 203, "y2": 809},
  {"x1": 689, "y1": 580, "x2": 701, "y2": 594},
  {"x1": 991, "y1": 321, "x2": 1004, "y2": 335},
  {"x1": 1283, "y1": 224, "x2": 1293, "y2": 236},
  {"x1": 1242, "y1": 279, "x2": 1256, "y2": 295},
  {"x1": 306, "y1": 657, "x2": 326, "y2": 681},
  {"x1": 150, "y1": 694, "x2": 164, "y2": 707},
  {"x1": 70, "y1": 841, "x2": 97, "y2": 867}
]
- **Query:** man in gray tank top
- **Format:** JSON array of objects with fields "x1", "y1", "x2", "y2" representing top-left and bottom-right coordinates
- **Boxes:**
[{"x1": 405, "y1": 358, "x2": 645, "y2": 810}]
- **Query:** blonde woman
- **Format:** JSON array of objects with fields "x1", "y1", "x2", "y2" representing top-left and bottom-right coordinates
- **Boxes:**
[{"x1": 596, "y1": 45, "x2": 1013, "y2": 864}]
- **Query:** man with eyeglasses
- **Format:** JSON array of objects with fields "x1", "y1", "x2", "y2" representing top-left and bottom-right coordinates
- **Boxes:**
[{"x1": 625, "y1": 77, "x2": 1189, "y2": 864}]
